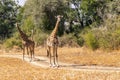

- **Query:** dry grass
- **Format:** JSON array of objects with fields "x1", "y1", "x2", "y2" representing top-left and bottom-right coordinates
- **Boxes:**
[
  {"x1": 34, "y1": 47, "x2": 120, "y2": 67},
  {"x1": 0, "y1": 57, "x2": 120, "y2": 80},
  {"x1": 1, "y1": 47, "x2": 120, "y2": 67},
  {"x1": 0, "y1": 47, "x2": 120, "y2": 80}
]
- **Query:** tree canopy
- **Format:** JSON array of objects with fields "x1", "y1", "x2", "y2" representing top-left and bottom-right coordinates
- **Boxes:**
[
  {"x1": 1, "y1": 0, "x2": 120, "y2": 50},
  {"x1": 0, "y1": 0, "x2": 19, "y2": 40}
]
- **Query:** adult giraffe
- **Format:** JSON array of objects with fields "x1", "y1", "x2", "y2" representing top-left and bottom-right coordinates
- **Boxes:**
[
  {"x1": 15, "y1": 23, "x2": 35, "y2": 61},
  {"x1": 46, "y1": 15, "x2": 63, "y2": 67}
]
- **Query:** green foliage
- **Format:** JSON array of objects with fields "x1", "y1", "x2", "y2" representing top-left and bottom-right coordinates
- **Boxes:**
[
  {"x1": 84, "y1": 32, "x2": 98, "y2": 50},
  {"x1": 90, "y1": 15, "x2": 120, "y2": 50},
  {"x1": 17, "y1": 7, "x2": 24, "y2": 22},
  {"x1": 24, "y1": 0, "x2": 68, "y2": 35},
  {"x1": 3, "y1": 32, "x2": 22, "y2": 48},
  {"x1": 2, "y1": 0, "x2": 120, "y2": 51},
  {"x1": 0, "y1": 0, "x2": 20, "y2": 39},
  {"x1": 74, "y1": 0, "x2": 120, "y2": 50},
  {"x1": 59, "y1": 34, "x2": 79, "y2": 47},
  {"x1": 34, "y1": 31, "x2": 48, "y2": 46},
  {"x1": 22, "y1": 16, "x2": 35, "y2": 36},
  {"x1": 77, "y1": 36, "x2": 84, "y2": 47},
  {"x1": 97, "y1": 30, "x2": 120, "y2": 50},
  {"x1": 4, "y1": 37, "x2": 21, "y2": 48}
]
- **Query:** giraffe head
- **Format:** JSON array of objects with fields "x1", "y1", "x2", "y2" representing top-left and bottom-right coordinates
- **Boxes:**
[{"x1": 55, "y1": 15, "x2": 63, "y2": 22}]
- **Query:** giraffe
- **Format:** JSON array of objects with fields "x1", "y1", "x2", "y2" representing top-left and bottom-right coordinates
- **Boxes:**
[
  {"x1": 46, "y1": 15, "x2": 63, "y2": 67},
  {"x1": 15, "y1": 23, "x2": 35, "y2": 61}
]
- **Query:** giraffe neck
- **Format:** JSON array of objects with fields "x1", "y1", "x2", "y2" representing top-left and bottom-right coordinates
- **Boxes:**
[
  {"x1": 16, "y1": 26, "x2": 28, "y2": 41},
  {"x1": 50, "y1": 20, "x2": 60, "y2": 37},
  {"x1": 17, "y1": 26, "x2": 23, "y2": 35}
]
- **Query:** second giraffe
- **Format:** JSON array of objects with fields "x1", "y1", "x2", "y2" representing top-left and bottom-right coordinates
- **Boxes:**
[{"x1": 16, "y1": 23, "x2": 35, "y2": 61}]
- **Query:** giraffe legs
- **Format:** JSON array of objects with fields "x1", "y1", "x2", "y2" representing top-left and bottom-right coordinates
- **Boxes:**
[
  {"x1": 47, "y1": 46, "x2": 49, "y2": 57},
  {"x1": 55, "y1": 46, "x2": 59, "y2": 67},
  {"x1": 48, "y1": 47, "x2": 52, "y2": 67},
  {"x1": 53, "y1": 46, "x2": 56, "y2": 67},
  {"x1": 29, "y1": 45, "x2": 35, "y2": 62},
  {"x1": 47, "y1": 50, "x2": 49, "y2": 57},
  {"x1": 23, "y1": 45, "x2": 25, "y2": 60},
  {"x1": 22, "y1": 42, "x2": 35, "y2": 62},
  {"x1": 33, "y1": 44, "x2": 35, "y2": 59},
  {"x1": 26, "y1": 47, "x2": 29, "y2": 56},
  {"x1": 32, "y1": 44, "x2": 35, "y2": 61},
  {"x1": 46, "y1": 38, "x2": 59, "y2": 67},
  {"x1": 48, "y1": 46, "x2": 59, "y2": 67},
  {"x1": 29, "y1": 47, "x2": 31, "y2": 62},
  {"x1": 53, "y1": 46, "x2": 59, "y2": 67}
]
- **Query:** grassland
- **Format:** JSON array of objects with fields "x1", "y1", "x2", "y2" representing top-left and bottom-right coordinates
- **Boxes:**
[
  {"x1": 0, "y1": 47, "x2": 120, "y2": 80},
  {"x1": 36, "y1": 47, "x2": 120, "y2": 67},
  {"x1": 0, "y1": 57, "x2": 120, "y2": 80}
]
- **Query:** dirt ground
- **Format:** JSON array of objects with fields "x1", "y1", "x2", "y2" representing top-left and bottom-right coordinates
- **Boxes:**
[
  {"x1": 0, "y1": 47, "x2": 120, "y2": 80},
  {"x1": 0, "y1": 57, "x2": 120, "y2": 80},
  {"x1": 1, "y1": 46, "x2": 120, "y2": 67}
]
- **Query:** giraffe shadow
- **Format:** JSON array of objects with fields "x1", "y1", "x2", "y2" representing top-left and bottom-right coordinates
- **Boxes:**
[
  {"x1": 59, "y1": 64, "x2": 86, "y2": 68},
  {"x1": 33, "y1": 58, "x2": 46, "y2": 62}
]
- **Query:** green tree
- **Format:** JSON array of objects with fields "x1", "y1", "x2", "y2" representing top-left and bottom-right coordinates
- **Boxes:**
[
  {"x1": 0, "y1": 0, "x2": 19, "y2": 40},
  {"x1": 24, "y1": 0, "x2": 68, "y2": 35}
]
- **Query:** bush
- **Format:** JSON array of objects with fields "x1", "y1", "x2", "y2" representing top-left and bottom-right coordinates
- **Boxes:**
[
  {"x1": 84, "y1": 32, "x2": 99, "y2": 50},
  {"x1": 94, "y1": 15, "x2": 120, "y2": 50},
  {"x1": 3, "y1": 32, "x2": 22, "y2": 49},
  {"x1": 34, "y1": 31, "x2": 48, "y2": 46},
  {"x1": 97, "y1": 31, "x2": 120, "y2": 50},
  {"x1": 4, "y1": 37, "x2": 21, "y2": 49},
  {"x1": 77, "y1": 36, "x2": 84, "y2": 47},
  {"x1": 98, "y1": 35, "x2": 110, "y2": 49},
  {"x1": 59, "y1": 34, "x2": 79, "y2": 47}
]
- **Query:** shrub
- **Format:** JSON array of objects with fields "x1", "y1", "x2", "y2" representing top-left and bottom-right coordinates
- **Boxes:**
[
  {"x1": 77, "y1": 36, "x2": 84, "y2": 47},
  {"x1": 34, "y1": 31, "x2": 48, "y2": 46},
  {"x1": 3, "y1": 37, "x2": 21, "y2": 49},
  {"x1": 84, "y1": 32, "x2": 99, "y2": 50},
  {"x1": 59, "y1": 34, "x2": 79, "y2": 47},
  {"x1": 3, "y1": 32, "x2": 22, "y2": 49}
]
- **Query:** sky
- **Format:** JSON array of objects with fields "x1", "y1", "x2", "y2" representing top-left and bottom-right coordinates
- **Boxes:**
[
  {"x1": 16, "y1": 0, "x2": 75, "y2": 8},
  {"x1": 16, "y1": 0, "x2": 26, "y2": 6}
]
